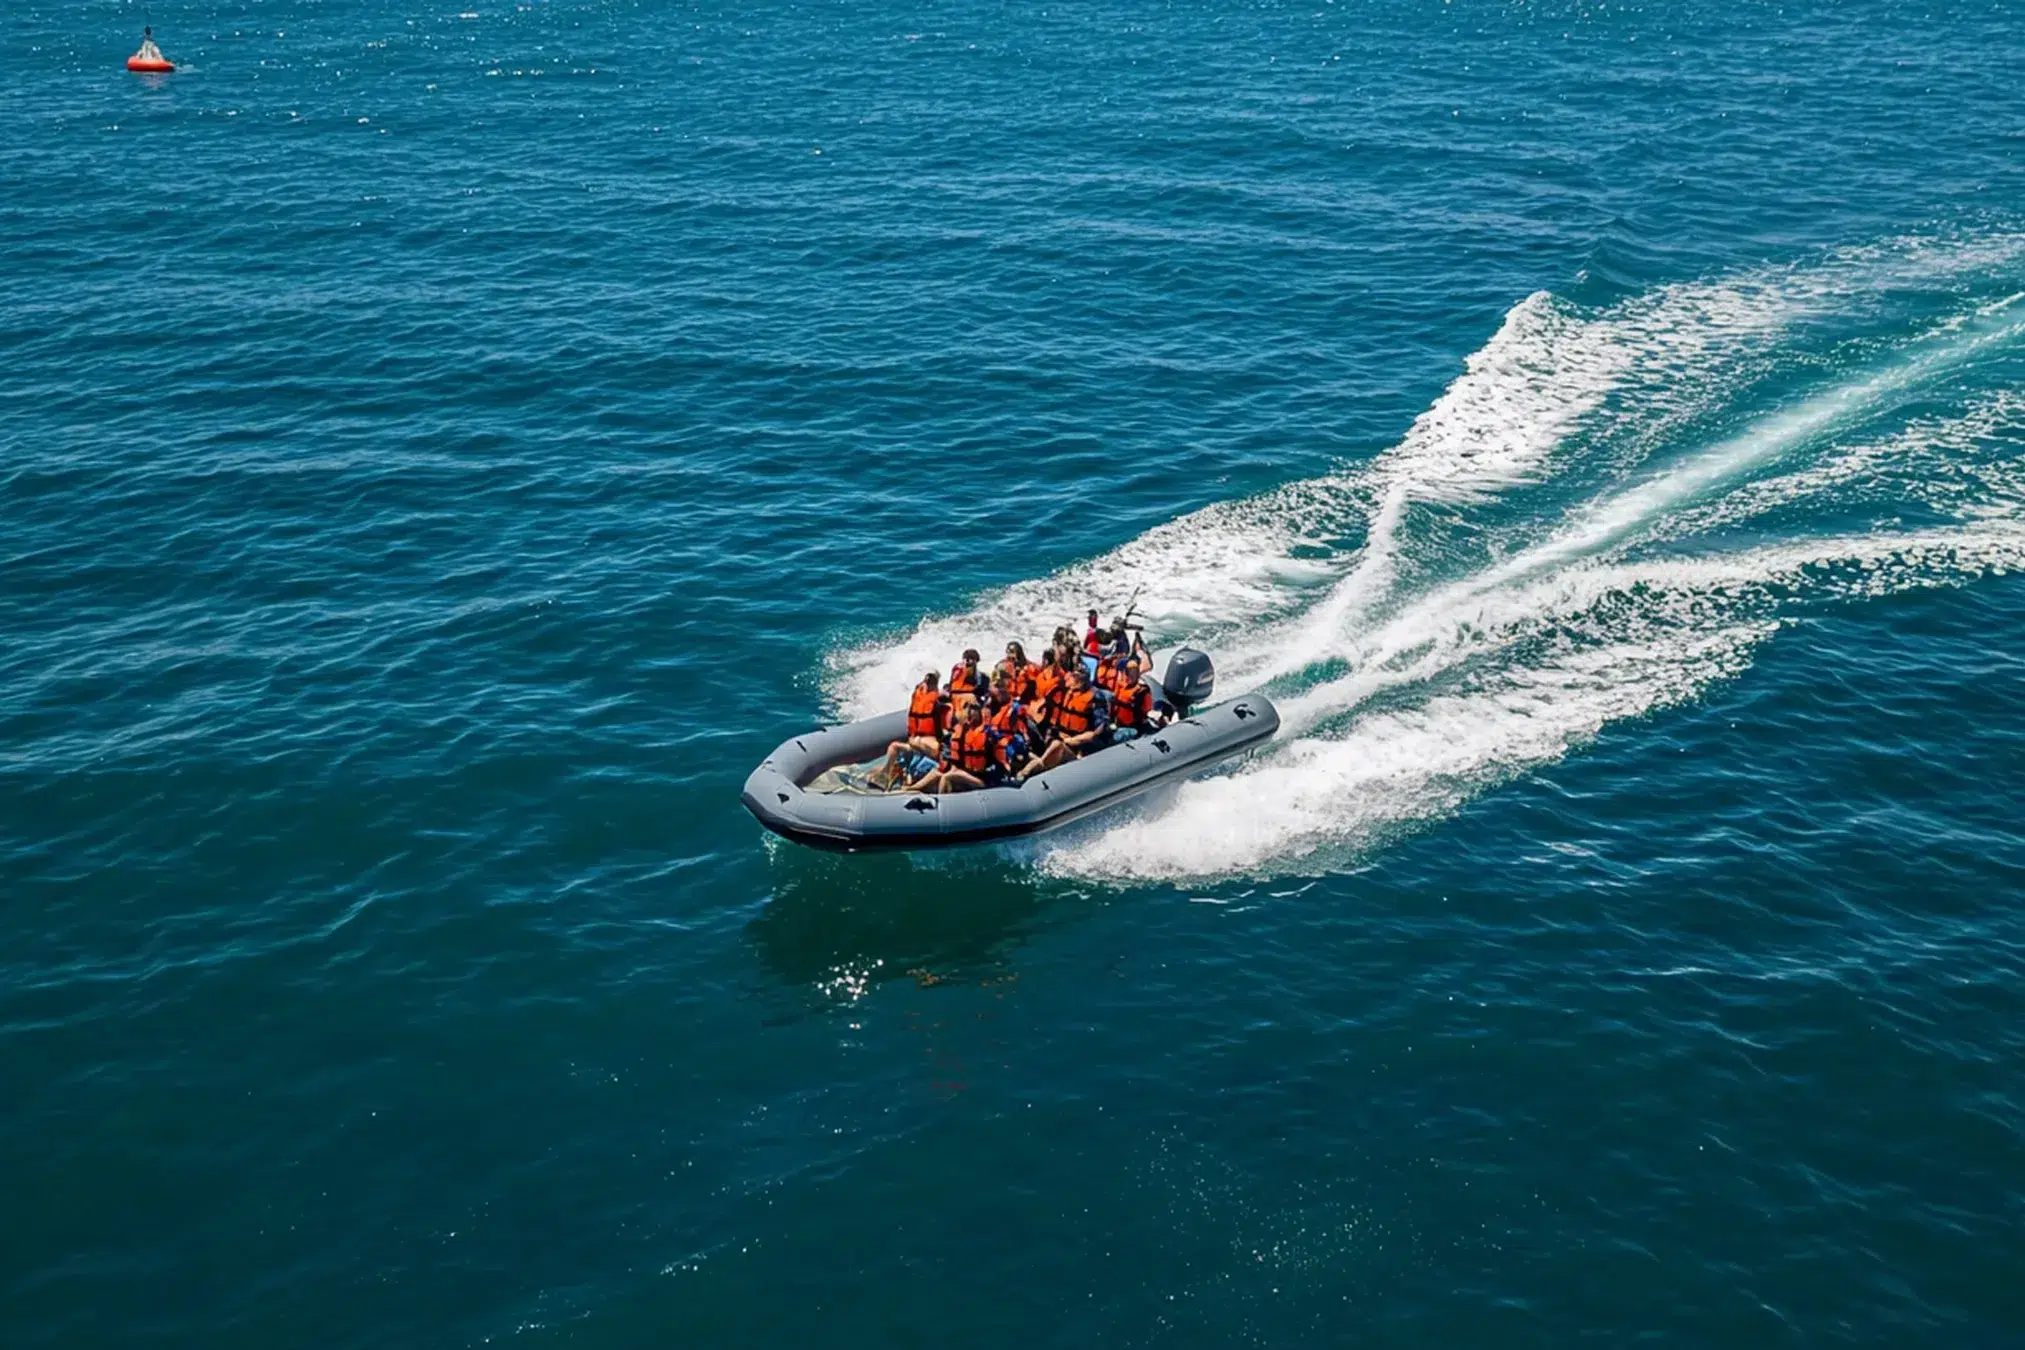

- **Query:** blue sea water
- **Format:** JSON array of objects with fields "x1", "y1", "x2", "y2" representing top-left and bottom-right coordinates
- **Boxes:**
[{"x1": 6, "y1": 0, "x2": 2025, "y2": 1343}]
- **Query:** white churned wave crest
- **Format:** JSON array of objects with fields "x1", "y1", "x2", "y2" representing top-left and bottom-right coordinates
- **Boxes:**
[{"x1": 831, "y1": 236, "x2": 2025, "y2": 881}]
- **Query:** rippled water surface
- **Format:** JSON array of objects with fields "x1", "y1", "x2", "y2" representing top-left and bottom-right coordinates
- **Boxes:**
[{"x1": 5, "y1": 0, "x2": 2025, "y2": 1344}]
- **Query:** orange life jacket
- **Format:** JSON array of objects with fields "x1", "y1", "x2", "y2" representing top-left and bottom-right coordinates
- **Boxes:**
[
  {"x1": 907, "y1": 686, "x2": 946, "y2": 739},
  {"x1": 1032, "y1": 664, "x2": 1063, "y2": 707},
  {"x1": 997, "y1": 660, "x2": 1038, "y2": 702},
  {"x1": 989, "y1": 701, "x2": 1036, "y2": 752},
  {"x1": 950, "y1": 725, "x2": 995, "y2": 775},
  {"x1": 948, "y1": 662, "x2": 984, "y2": 699},
  {"x1": 1111, "y1": 680, "x2": 1149, "y2": 730},
  {"x1": 1051, "y1": 687, "x2": 1097, "y2": 736}
]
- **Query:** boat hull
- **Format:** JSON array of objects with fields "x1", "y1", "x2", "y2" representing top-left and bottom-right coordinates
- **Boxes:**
[{"x1": 741, "y1": 695, "x2": 1278, "y2": 852}]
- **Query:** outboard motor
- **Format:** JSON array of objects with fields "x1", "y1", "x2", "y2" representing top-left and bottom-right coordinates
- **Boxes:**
[{"x1": 1159, "y1": 647, "x2": 1216, "y2": 717}]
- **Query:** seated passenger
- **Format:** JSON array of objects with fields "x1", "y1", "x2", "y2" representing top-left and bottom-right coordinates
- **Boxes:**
[
  {"x1": 1019, "y1": 664, "x2": 1106, "y2": 779},
  {"x1": 985, "y1": 676, "x2": 1038, "y2": 775},
  {"x1": 1092, "y1": 648, "x2": 1127, "y2": 695},
  {"x1": 1107, "y1": 656, "x2": 1156, "y2": 743},
  {"x1": 982, "y1": 672, "x2": 1015, "y2": 723},
  {"x1": 903, "y1": 669, "x2": 950, "y2": 751},
  {"x1": 909, "y1": 701, "x2": 1004, "y2": 794},
  {"x1": 995, "y1": 641, "x2": 1037, "y2": 702},
  {"x1": 1049, "y1": 626, "x2": 1079, "y2": 675},
  {"x1": 1026, "y1": 651, "x2": 1062, "y2": 751},
  {"x1": 874, "y1": 669, "x2": 949, "y2": 788},
  {"x1": 948, "y1": 647, "x2": 986, "y2": 718},
  {"x1": 1031, "y1": 648, "x2": 1064, "y2": 709},
  {"x1": 1083, "y1": 609, "x2": 1104, "y2": 658}
]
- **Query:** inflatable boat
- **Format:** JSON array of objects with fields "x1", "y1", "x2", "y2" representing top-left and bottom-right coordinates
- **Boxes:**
[{"x1": 742, "y1": 648, "x2": 1278, "y2": 852}]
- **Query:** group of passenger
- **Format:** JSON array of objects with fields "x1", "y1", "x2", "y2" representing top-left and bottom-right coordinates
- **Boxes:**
[{"x1": 873, "y1": 609, "x2": 1171, "y2": 793}]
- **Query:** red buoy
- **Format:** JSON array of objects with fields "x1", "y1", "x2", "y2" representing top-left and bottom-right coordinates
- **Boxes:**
[{"x1": 127, "y1": 30, "x2": 172, "y2": 73}]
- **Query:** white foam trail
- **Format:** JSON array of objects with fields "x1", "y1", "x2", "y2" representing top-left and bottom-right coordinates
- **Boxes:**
[
  {"x1": 1485, "y1": 295, "x2": 2025, "y2": 582},
  {"x1": 1654, "y1": 386, "x2": 2025, "y2": 541},
  {"x1": 1046, "y1": 624, "x2": 1777, "y2": 881},
  {"x1": 1260, "y1": 303, "x2": 2025, "y2": 731},
  {"x1": 1244, "y1": 277, "x2": 1809, "y2": 682},
  {"x1": 834, "y1": 260, "x2": 1824, "y2": 712},
  {"x1": 828, "y1": 235, "x2": 2025, "y2": 880},
  {"x1": 1039, "y1": 519, "x2": 2025, "y2": 880}
]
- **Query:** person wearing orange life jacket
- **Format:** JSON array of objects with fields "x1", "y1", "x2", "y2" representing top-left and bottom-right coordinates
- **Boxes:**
[
  {"x1": 994, "y1": 641, "x2": 1037, "y2": 703},
  {"x1": 1026, "y1": 649, "x2": 1063, "y2": 746},
  {"x1": 1092, "y1": 648, "x2": 1127, "y2": 696},
  {"x1": 984, "y1": 675, "x2": 1038, "y2": 774},
  {"x1": 1031, "y1": 647, "x2": 1064, "y2": 703},
  {"x1": 1020, "y1": 663, "x2": 1106, "y2": 779},
  {"x1": 875, "y1": 669, "x2": 948, "y2": 789},
  {"x1": 1106, "y1": 655, "x2": 1160, "y2": 744},
  {"x1": 947, "y1": 648, "x2": 986, "y2": 716},
  {"x1": 987, "y1": 676, "x2": 1039, "y2": 735},
  {"x1": 907, "y1": 701, "x2": 1008, "y2": 793}
]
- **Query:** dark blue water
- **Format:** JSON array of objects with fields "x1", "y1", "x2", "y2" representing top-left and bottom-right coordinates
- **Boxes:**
[{"x1": 6, "y1": 0, "x2": 2025, "y2": 1344}]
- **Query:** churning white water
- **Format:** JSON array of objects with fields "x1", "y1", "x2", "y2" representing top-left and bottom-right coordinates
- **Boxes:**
[{"x1": 832, "y1": 239, "x2": 2025, "y2": 881}]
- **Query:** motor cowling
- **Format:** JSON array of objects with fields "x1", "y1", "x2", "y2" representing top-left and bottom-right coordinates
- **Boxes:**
[{"x1": 1159, "y1": 648, "x2": 1215, "y2": 715}]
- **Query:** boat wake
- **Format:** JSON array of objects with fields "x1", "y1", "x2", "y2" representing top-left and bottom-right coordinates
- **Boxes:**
[{"x1": 830, "y1": 235, "x2": 2025, "y2": 882}]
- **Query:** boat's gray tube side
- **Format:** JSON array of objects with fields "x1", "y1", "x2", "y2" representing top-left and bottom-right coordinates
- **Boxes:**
[{"x1": 740, "y1": 696, "x2": 1279, "y2": 852}]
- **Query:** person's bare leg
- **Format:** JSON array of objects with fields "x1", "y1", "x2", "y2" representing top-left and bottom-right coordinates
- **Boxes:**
[
  {"x1": 1019, "y1": 742, "x2": 1063, "y2": 780},
  {"x1": 939, "y1": 769, "x2": 984, "y2": 794},
  {"x1": 905, "y1": 768, "x2": 946, "y2": 794},
  {"x1": 872, "y1": 742, "x2": 909, "y2": 789}
]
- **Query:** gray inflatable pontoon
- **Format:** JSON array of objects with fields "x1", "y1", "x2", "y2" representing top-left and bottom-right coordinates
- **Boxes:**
[{"x1": 741, "y1": 648, "x2": 1278, "y2": 853}]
